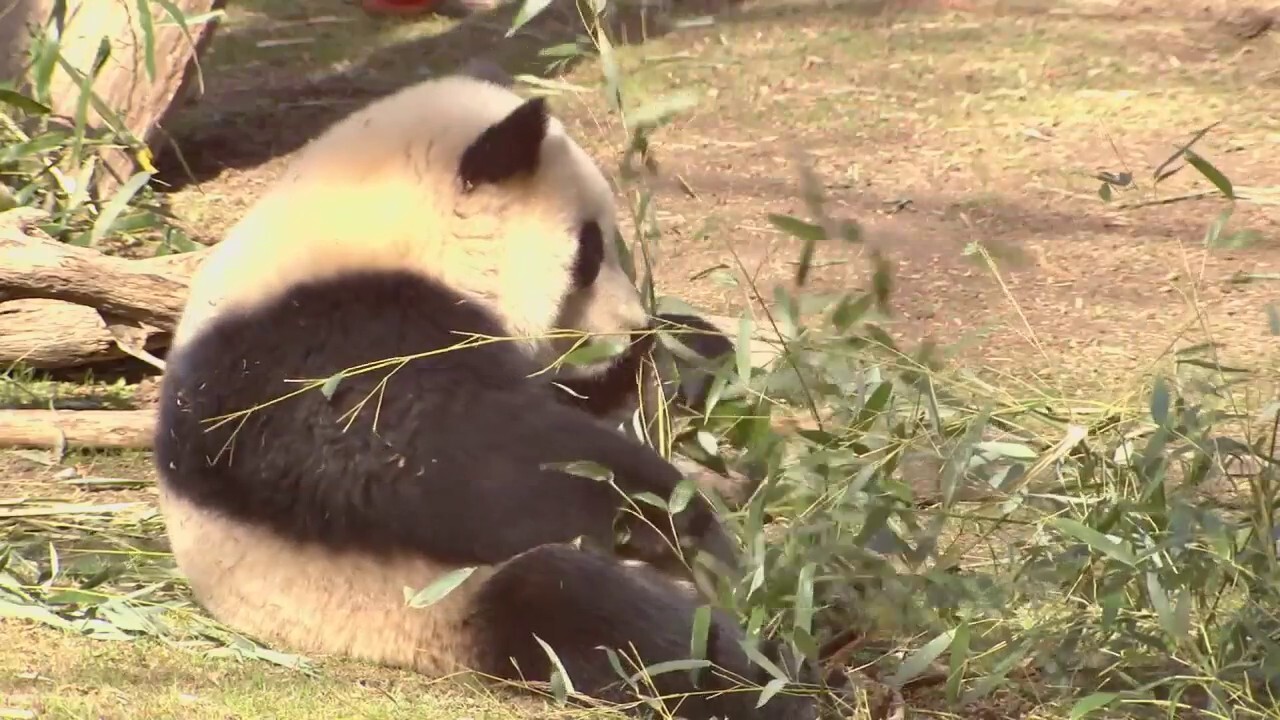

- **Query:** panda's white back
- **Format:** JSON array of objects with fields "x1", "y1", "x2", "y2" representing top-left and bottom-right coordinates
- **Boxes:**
[{"x1": 172, "y1": 74, "x2": 638, "y2": 363}]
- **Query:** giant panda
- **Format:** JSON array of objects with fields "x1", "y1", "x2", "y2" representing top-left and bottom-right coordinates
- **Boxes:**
[{"x1": 154, "y1": 68, "x2": 842, "y2": 719}]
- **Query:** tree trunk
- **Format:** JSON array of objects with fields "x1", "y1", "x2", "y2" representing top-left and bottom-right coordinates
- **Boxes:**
[
  {"x1": 0, "y1": 299, "x2": 171, "y2": 369},
  {"x1": 0, "y1": 409, "x2": 155, "y2": 449},
  {"x1": 0, "y1": 208, "x2": 210, "y2": 369},
  {"x1": 0, "y1": 221, "x2": 200, "y2": 334},
  {"x1": 0, "y1": 0, "x2": 227, "y2": 198}
]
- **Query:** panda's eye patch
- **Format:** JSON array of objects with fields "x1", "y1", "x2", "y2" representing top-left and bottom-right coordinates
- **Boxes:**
[{"x1": 572, "y1": 220, "x2": 605, "y2": 288}]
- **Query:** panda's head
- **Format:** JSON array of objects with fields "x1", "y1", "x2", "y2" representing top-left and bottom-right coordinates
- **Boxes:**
[
  {"x1": 324, "y1": 74, "x2": 646, "y2": 364},
  {"x1": 177, "y1": 73, "x2": 648, "y2": 366}
]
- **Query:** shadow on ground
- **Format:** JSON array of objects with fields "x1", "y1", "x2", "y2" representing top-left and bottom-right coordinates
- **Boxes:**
[{"x1": 150, "y1": 0, "x2": 895, "y2": 191}]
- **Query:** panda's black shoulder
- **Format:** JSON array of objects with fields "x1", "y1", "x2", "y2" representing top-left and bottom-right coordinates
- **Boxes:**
[
  {"x1": 155, "y1": 268, "x2": 542, "y2": 521},
  {"x1": 154, "y1": 267, "x2": 550, "y2": 548},
  {"x1": 168, "y1": 268, "x2": 534, "y2": 389}
]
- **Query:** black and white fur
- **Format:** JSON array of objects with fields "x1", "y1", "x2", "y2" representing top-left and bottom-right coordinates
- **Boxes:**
[
  {"x1": 154, "y1": 70, "x2": 835, "y2": 719},
  {"x1": 548, "y1": 310, "x2": 738, "y2": 445}
]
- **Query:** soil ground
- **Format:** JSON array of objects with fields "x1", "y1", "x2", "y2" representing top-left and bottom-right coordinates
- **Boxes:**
[
  {"x1": 157, "y1": 0, "x2": 1280, "y2": 401},
  {"x1": 3, "y1": 0, "x2": 1279, "y2": 717}
]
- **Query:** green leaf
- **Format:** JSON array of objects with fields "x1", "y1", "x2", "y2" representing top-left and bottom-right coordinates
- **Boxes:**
[
  {"x1": 768, "y1": 213, "x2": 824, "y2": 287},
  {"x1": 64, "y1": 156, "x2": 98, "y2": 218},
  {"x1": 1184, "y1": 149, "x2": 1234, "y2": 200},
  {"x1": 629, "y1": 492, "x2": 668, "y2": 511},
  {"x1": 747, "y1": 562, "x2": 765, "y2": 599},
  {"x1": 1069, "y1": 692, "x2": 1119, "y2": 719},
  {"x1": 767, "y1": 213, "x2": 825, "y2": 242},
  {"x1": 790, "y1": 627, "x2": 817, "y2": 663},
  {"x1": 1097, "y1": 181, "x2": 1112, "y2": 202},
  {"x1": 72, "y1": 37, "x2": 114, "y2": 158},
  {"x1": 740, "y1": 640, "x2": 789, "y2": 682},
  {"x1": 89, "y1": 171, "x2": 152, "y2": 245},
  {"x1": 136, "y1": 0, "x2": 157, "y2": 81},
  {"x1": 1152, "y1": 120, "x2": 1219, "y2": 184},
  {"x1": 0, "y1": 597, "x2": 75, "y2": 630},
  {"x1": 793, "y1": 562, "x2": 815, "y2": 635},
  {"x1": 886, "y1": 628, "x2": 955, "y2": 687},
  {"x1": 974, "y1": 440, "x2": 1038, "y2": 461},
  {"x1": 597, "y1": 29, "x2": 621, "y2": 114},
  {"x1": 54, "y1": 54, "x2": 130, "y2": 138},
  {"x1": 667, "y1": 478, "x2": 696, "y2": 515},
  {"x1": 152, "y1": 0, "x2": 218, "y2": 96},
  {"x1": 628, "y1": 91, "x2": 699, "y2": 130},
  {"x1": 689, "y1": 604, "x2": 711, "y2": 672},
  {"x1": 1149, "y1": 375, "x2": 1170, "y2": 427},
  {"x1": 946, "y1": 619, "x2": 970, "y2": 702},
  {"x1": 831, "y1": 293, "x2": 872, "y2": 332},
  {"x1": 319, "y1": 372, "x2": 344, "y2": 400},
  {"x1": 1100, "y1": 592, "x2": 1122, "y2": 631},
  {"x1": 1215, "y1": 227, "x2": 1262, "y2": 250},
  {"x1": 559, "y1": 337, "x2": 626, "y2": 367},
  {"x1": 0, "y1": 88, "x2": 51, "y2": 115},
  {"x1": 963, "y1": 639, "x2": 1030, "y2": 702},
  {"x1": 507, "y1": 0, "x2": 553, "y2": 36},
  {"x1": 693, "y1": 431, "x2": 718, "y2": 456},
  {"x1": 0, "y1": 186, "x2": 16, "y2": 212},
  {"x1": 627, "y1": 658, "x2": 712, "y2": 685},
  {"x1": 602, "y1": 648, "x2": 633, "y2": 689},
  {"x1": 1048, "y1": 518, "x2": 1137, "y2": 566},
  {"x1": 29, "y1": 31, "x2": 60, "y2": 106},
  {"x1": 403, "y1": 566, "x2": 477, "y2": 608},
  {"x1": 756, "y1": 677, "x2": 789, "y2": 709},
  {"x1": 533, "y1": 634, "x2": 576, "y2": 702},
  {"x1": 735, "y1": 313, "x2": 753, "y2": 382},
  {"x1": 870, "y1": 249, "x2": 892, "y2": 313},
  {"x1": 542, "y1": 460, "x2": 613, "y2": 481},
  {"x1": 538, "y1": 42, "x2": 583, "y2": 59},
  {"x1": 1146, "y1": 573, "x2": 1190, "y2": 642},
  {"x1": 0, "y1": 131, "x2": 67, "y2": 163},
  {"x1": 1145, "y1": 572, "x2": 1172, "y2": 634},
  {"x1": 1203, "y1": 206, "x2": 1234, "y2": 248}
]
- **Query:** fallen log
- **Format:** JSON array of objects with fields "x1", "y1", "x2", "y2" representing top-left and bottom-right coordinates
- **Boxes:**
[
  {"x1": 0, "y1": 299, "x2": 169, "y2": 369},
  {"x1": 0, "y1": 223, "x2": 199, "y2": 333},
  {"x1": 0, "y1": 208, "x2": 210, "y2": 370},
  {"x1": 0, "y1": 409, "x2": 154, "y2": 450}
]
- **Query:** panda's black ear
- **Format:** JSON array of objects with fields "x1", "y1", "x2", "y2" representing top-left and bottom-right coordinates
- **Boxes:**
[{"x1": 458, "y1": 97, "x2": 549, "y2": 191}]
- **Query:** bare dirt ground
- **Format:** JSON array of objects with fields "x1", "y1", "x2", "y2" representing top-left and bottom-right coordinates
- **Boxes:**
[
  {"x1": 155, "y1": 0, "x2": 1280, "y2": 402},
  {"x1": 3, "y1": 0, "x2": 1278, "y2": 717}
]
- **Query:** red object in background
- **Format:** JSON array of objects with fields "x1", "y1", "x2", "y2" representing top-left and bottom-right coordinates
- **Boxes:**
[{"x1": 361, "y1": 0, "x2": 443, "y2": 16}]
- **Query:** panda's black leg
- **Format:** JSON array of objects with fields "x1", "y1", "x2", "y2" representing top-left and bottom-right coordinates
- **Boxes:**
[{"x1": 470, "y1": 544, "x2": 826, "y2": 720}]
